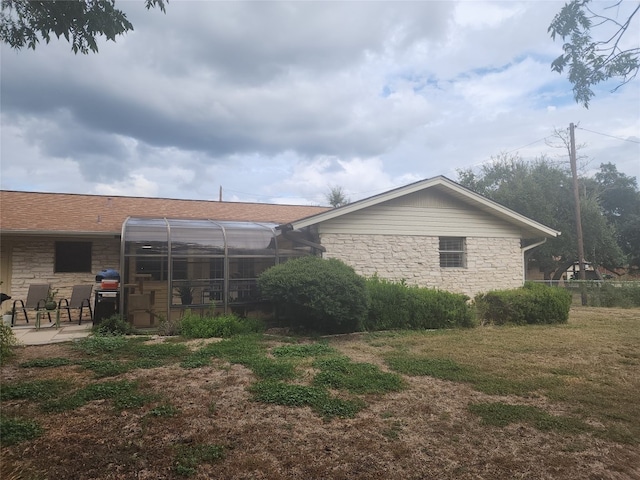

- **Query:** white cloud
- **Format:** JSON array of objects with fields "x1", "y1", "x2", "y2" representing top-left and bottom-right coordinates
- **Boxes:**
[{"x1": 1, "y1": 0, "x2": 638, "y2": 205}]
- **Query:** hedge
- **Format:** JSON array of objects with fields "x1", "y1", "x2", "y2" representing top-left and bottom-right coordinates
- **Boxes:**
[
  {"x1": 364, "y1": 276, "x2": 474, "y2": 330},
  {"x1": 474, "y1": 282, "x2": 571, "y2": 325}
]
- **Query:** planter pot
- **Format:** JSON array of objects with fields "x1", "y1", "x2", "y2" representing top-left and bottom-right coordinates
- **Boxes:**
[
  {"x1": 3, "y1": 314, "x2": 12, "y2": 326},
  {"x1": 45, "y1": 301, "x2": 57, "y2": 311}
]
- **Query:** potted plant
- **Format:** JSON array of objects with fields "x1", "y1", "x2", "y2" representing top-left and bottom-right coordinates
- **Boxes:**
[
  {"x1": 44, "y1": 288, "x2": 58, "y2": 310},
  {"x1": 176, "y1": 284, "x2": 194, "y2": 306}
]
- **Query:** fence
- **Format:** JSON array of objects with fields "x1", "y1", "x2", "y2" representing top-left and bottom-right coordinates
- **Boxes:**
[{"x1": 529, "y1": 280, "x2": 640, "y2": 308}]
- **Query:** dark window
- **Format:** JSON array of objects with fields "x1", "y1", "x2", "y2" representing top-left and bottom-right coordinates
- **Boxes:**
[
  {"x1": 55, "y1": 241, "x2": 92, "y2": 272},
  {"x1": 439, "y1": 237, "x2": 466, "y2": 268},
  {"x1": 135, "y1": 257, "x2": 167, "y2": 281}
]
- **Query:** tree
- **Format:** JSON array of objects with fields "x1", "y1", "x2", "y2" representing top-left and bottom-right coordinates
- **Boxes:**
[
  {"x1": 590, "y1": 163, "x2": 640, "y2": 269},
  {"x1": 548, "y1": 0, "x2": 639, "y2": 108},
  {"x1": 457, "y1": 154, "x2": 625, "y2": 279},
  {"x1": 325, "y1": 186, "x2": 350, "y2": 208},
  {"x1": 1, "y1": 0, "x2": 166, "y2": 54}
]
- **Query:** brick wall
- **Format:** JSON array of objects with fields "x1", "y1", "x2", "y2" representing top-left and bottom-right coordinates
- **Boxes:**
[{"x1": 320, "y1": 233, "x2": 523, "y2": 298}]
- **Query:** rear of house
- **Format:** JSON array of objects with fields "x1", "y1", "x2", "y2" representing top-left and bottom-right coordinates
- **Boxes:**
[{"x1": 0, "y1": 177, "x2": 559, "y2": 325}]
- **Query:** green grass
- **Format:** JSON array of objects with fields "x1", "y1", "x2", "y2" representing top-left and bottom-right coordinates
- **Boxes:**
[
  {"x1": 249, "y1": 381, "x2": 365, "y2": 419},
  {"x1": 184, "y1": 335, "x2": 297, "y2": 381},
  {"x1": 469, "y1": 402, "x2": 589, "y2": 433},
  {"x1": 384, "y1": 353, "x2": 562, "y2": 395},
  {"x1": 174, "y1": 444, "x2": 225, "y2": 477},
  {"x1": 384, "y1": 355, "x2": 474, "y2": 381},
  {"x1": 1, "y1": 379, "x2": 72, "y2": 401},
  {"x1": 0, "y1": 416, "x2": 43, "y2": 445},
  {"x1": 313, "y1": 356, "x2": 404, "y2": 394},
  {"x1": 39, "y1": 380, "x2": 153, "y2": 413},
  {"x1": 365, "y1": 307, "x2": 640, "y2": 443},
  {"x1": 71, "y1": 334, "x2": 130, "y2": 355},
  {"x1": 19, "y1": 357, "x2": 74, "y2": 368},
  {"x1": 271, "y1": 342, "x2": 336, "y2": 358},
  {"x1": 147, "y1": 403, "x2": 180, "y2": 417}
]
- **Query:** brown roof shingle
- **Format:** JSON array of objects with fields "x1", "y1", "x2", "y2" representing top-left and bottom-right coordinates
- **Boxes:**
[{"x1": 0, "y1": 190, "x2": 329, "y2": 235}]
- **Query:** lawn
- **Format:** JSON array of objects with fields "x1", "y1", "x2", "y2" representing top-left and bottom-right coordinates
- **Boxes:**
[{"x1": 1, "y1": 307, "x2": 639, "y2": 479}]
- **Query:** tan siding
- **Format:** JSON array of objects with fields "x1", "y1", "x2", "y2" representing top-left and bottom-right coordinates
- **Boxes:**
[{"x1": 318, "y1": 202, "x2": 523, "y2": 238}]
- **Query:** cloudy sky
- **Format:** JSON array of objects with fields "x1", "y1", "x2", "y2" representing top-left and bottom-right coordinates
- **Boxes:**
[{"x1": 1, "y1": 0, "x2": 639, "y2": 206}]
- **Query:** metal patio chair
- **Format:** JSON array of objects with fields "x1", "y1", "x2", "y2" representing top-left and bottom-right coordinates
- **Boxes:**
[
  {"x1": 58, "y1": 284, "x2": 93, "y2": 325},
  {"x1": 11, "y1": 284, "x2": 51, "y2": 326}
]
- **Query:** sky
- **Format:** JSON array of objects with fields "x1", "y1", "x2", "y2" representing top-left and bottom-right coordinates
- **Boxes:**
[{"x1": 1, "y1": 0, "x2": 639, "y2": 206}]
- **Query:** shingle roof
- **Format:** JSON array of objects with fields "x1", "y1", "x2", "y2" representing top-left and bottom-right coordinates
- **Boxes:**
[{"x1": 0, "y1": 190, "x2": 330, "y2": 235}]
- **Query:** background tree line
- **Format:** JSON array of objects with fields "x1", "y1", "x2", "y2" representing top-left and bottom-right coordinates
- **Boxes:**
[{"x1": 457, "y1": 155, "x2": 639, "y2": 280}]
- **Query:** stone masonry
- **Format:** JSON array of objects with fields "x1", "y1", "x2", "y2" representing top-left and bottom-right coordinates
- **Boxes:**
[
  {"x1": 320, "y1": 233, "x2": 523, "y2": 298},
  {"x1": 6, "y1": 237, "x2": 120, "y2": 303}
]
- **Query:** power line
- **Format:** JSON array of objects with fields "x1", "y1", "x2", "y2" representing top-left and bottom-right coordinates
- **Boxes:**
[
  {"x1": 503, "y1": 135, "x2": 556, "y2": 154},
  {"x1": 576, "y1": 126, "x2": 640, "y2": 144}
]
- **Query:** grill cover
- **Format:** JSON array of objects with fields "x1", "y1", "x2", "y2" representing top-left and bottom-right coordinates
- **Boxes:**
[{"x1": 95, "y1": 268, "x2": 120, "y2": 282}]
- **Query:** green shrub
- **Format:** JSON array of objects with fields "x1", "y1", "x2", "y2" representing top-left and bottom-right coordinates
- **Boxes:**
[
  {"x1": 364, "y1": 276, "x2": 473, "y2": 331},
  {"x1": 93, "y1": 314, "x2": 132, "y2": 336},
  {"x1": 364, "y1": 276, "x2": 411, "y2": 330},
  {"x1": 0, "y1": 323, "x2": 19, "y2": 365},
  {"x1": 474, "y1": 283, "x2": 571, "y2": 325},
  {"x1": 258, "y1": 256, "x2": 369, "y2": 334},
  {"x1": 587, "y1": 283, "x2": 640, "y2": 308},
  {"x1": 180, "y1": 312, "x2": 263, "y2": 338}
]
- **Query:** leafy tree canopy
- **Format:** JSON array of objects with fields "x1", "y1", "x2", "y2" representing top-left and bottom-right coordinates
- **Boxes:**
[
  {"x1": 1, "y1": 0, "x2": 166, "y2": 54},
  {"x1": 457, "y1": 155, "x2": 627, "y2": 278},
  {"x1": 589, "y1": 163, "x2": 640, "y2": 268},
  {"x1": 548, "y1": 0, "x2": 639, "y2": 108},
  {"x1": 326, "y1": 186, "x2": 350, "y2": 208}
]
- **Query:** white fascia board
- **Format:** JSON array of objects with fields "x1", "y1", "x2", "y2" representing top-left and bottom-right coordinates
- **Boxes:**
[{"x1": 284, "y1": 176, "x2": 560, "y2": 238}]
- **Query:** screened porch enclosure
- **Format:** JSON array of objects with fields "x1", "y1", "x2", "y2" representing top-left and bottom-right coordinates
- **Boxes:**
[{"x1": 121, "y1": 218, "x2": 310, "y2": 327}]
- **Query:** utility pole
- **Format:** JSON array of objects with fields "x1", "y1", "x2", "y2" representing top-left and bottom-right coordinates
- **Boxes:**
[
  {"x1": 219, "y1": 186, "x2": 222, "y2": 202},
  {"x1": 569, "y1": 123, "x2": 587, "y2": 305}
]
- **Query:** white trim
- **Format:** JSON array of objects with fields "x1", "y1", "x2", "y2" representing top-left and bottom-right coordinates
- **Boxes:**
[{"x1": 284, "y1": 176, "x2": 560, "y2": 238}]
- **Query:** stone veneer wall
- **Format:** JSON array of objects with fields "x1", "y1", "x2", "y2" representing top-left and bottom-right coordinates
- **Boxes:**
[
  {"x1": 5, "y1": 236, "x2": 121, "y2": 304},
  {"x1": 320, "y1": 233, "x2": 523, "y2": 298}
]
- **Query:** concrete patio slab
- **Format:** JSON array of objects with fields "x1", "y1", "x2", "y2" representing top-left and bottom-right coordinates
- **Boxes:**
[{"x1": 9, "y1": 322, "x2": 93, "y2": 346}]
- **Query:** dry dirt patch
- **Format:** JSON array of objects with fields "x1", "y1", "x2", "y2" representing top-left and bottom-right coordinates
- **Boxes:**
[{"x1": 2, "y1": 309, "x2": 639, "y2": 479}]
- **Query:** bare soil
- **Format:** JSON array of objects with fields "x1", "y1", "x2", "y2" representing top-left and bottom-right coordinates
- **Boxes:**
[{"x1": 2, "y1": 322, "x2": 639, "y2": 479}]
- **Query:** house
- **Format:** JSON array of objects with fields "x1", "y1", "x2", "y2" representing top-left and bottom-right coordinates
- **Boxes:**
[
  {"x1": 0, "y1": 191, "x2": 328, "y2": 325},
  {"x1": 280, "y1": 176, "x2": 560, "y2": 298},
  {"x1": 0, "y1": 176, "x2": 559, "y2": 326}
]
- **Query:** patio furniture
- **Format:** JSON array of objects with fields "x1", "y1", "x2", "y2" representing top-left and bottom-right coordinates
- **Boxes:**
[
  {"x1": 11, "y1": 284, "x2": 51, "y2": 326},
  {"x1": 58, "y1": 284, "x2": 93, "y2": 325}
]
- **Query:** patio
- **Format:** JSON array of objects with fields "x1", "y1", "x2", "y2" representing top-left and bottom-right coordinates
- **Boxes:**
[{"x1": 9, "y1": 322, "x2": 92, "y2": 346}]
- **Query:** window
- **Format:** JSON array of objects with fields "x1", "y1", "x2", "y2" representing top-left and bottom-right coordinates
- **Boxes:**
[
  {"x1": 439, "y1": 237, "x2": 466, "y2": 268},
  {"x1": 55, "y1": 241, "x2": 92, "y2": 272},
  {"x1": 135, "y1": 257, "x2": 167, "y2": 280}
]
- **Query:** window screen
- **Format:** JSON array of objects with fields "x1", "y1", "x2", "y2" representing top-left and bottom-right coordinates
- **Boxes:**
[
  {"x1": 439, "y1": 237, "x2": 466, "y2": 268},
  {"x1": 55, "y1": 241, "x2": 92, "y2": 272}
]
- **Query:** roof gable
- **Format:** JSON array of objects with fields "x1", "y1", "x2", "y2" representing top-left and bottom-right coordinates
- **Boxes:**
[{"x1": 282, "y1": 176, "x2": 560, "y2": 239}]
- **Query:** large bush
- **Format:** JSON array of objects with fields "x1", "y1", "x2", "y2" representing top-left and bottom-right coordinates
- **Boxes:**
[
  {"x1": 474, "y1": 283, "x2": 571, "y2": 325},
  {"x1": 258, "y1": 256, "x2": 369, "y2": 334},
  {"x1": 364, "y1": 276, "x2": 474, "y2": 330}
]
